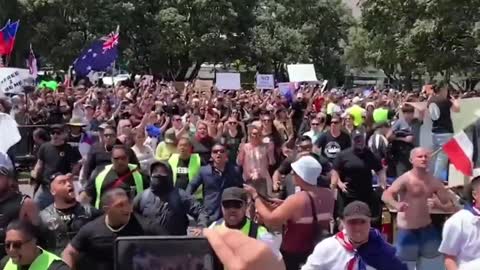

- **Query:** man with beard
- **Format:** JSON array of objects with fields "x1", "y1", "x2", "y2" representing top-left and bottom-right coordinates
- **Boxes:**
[
  {"x1": 133, "y1": 161, "x2": 208, "y2": 235},
  {"x1": 331, "y1": 130, "x2": 387, "y2": 228},
  {"x1": 40, "y1": 173, "x2": 102, "y2": 255},
  {"x1": 85, "y1": 145, "x2": 149, "y2": 209},
  {"x1": 62, "y1": 188, "x2": 166, "y2": 270},
  {"x1": 0, "y1": 166, "x2": 39, "y2": 260}
]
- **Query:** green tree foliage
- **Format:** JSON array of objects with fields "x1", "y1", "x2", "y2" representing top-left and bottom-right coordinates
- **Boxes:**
[
  {"x1": 346, "y1": 0, "x2": 480, "y2": 89},
  {"x1": 2, "y1": 0, "x2": 352, "y2": 82}
]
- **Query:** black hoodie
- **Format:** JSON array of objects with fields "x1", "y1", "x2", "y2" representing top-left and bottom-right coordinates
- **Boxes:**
[{"x1": 133, "y1": 161, "x2": 209, "y2": 235}]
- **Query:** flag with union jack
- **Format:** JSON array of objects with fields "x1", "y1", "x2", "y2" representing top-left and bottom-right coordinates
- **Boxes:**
[{"x1": 73, "y1": 27, "x2": 119, "y2": 77}]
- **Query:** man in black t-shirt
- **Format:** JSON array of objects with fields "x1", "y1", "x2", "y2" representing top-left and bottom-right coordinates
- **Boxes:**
[
  {"x1": 274, "y1": 136, "x2": 331, "y2": 197},
  {"x1": 331, "y1": 130, "x2": 387, "y2": 228},
  {"x1": 314, "y1": 114, "x2": 351, "y2": 162},
  {"x1": 32, "y1": 124, "x2": 82, "y2": 210},
  {"x1": 427, "y1": 82, "x2": 460, "y2": 181},
  {"x1": 62, "y1": 188, "x2": 165, "y2": 270}
]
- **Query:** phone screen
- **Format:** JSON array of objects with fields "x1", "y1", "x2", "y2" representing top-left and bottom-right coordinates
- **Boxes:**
[{"x1": 115, "y1": 236, "x2": 217, "y2": 270}]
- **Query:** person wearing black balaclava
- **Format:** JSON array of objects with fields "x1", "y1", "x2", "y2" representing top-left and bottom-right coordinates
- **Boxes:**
[
  {"x1": 133, "y1": 161, "x2": 209, "y2": 235},
  {"x1": 331, "y1": 130, "x2": 387, "y2": 228}
]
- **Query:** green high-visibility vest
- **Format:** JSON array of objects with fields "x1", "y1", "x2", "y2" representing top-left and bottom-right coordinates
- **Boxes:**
[
  {"x1": 4, "y1": 248, "x2": 62, "y2": 270},
  {"x1": 373, "y1": 107, "x2": 389, "y2": 124},
  {"x1": 210, "y1": 218, "x2": 268, "y2": 239},
  {"x1": 168, "y1": 153, "x2": 202, "y2": 199},
  {"x1": 94, "y1": 164, "x2": 144, "y2": 208}
]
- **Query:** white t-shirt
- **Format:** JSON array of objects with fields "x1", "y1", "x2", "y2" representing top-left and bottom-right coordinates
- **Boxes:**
[
  {"x1": 438, "y1": 209, "x2": 480, "y2": 270},
  {"x1": 302, "y1": 236, "x2": 376, "y2": 270}
]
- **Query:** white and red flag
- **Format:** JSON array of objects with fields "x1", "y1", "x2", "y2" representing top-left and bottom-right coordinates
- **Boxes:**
[{"x1": 443, "y1": 116, "x2": 480, "y2": 176}]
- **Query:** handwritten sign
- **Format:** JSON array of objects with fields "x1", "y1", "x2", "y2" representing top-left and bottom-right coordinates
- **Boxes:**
[
  {"x1": 256, "y1": 74, "x2": 274, "y2": 89},
  {"x1": 0, "y1": 68, "x2": 34, "y2": 95}
]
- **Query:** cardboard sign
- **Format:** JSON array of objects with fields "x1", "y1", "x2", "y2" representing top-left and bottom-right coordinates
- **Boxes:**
[
  {"x1": 287, "y1": 64, "x2": 318, "y2": 82},
  {"x1": 194, "y1": 79, "x2": 213, "y2": 92},
  {"x1": 216, "y1": 73, "x2": 241, "y2": 90},
  {"x1": 0, "y1": 68, "x2": 34, "y2": 95},
  {"x1": 256, "y1": 74, "x2": 274, "y2": 89}
]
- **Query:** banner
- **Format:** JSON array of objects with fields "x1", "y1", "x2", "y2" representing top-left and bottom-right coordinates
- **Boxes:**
[
  {"x1": 287, "y1": 64, "x2": 318, "y2": 82},
  {"x1": 0, "y1": 68, "x2": 34, "y2": 95},
  {"x1": 216, "y1": 73, "x2": 241, "y2": 90},
  {"x1": 256, "y1": 74, "x2": 274, "y2": 89}
]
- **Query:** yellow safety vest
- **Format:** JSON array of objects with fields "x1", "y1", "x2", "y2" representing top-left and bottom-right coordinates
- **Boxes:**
[
  {"x1": 373, "y1": 107, "x2": 389, "y2": 124},
  {"x1": 168, "y1": 153, "x2": 202, "y2": 199},
  {"x1": 4, "y1": 248, "x2": 62, "y2": 270},
  {"x1": 210, "y1": 218, "x2": 268, "y2": 239},
  {"x1": 94, "y1": 164, "x2": 144, "y2": 208}
]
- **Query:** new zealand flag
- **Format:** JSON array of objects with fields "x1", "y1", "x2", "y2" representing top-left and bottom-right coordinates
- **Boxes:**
[{"x1": 73, "y1": 30, "x2": 119, "y2": 77}]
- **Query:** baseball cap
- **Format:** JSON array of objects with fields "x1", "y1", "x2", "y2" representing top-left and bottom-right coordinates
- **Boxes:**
[
  {"x1": 0, "y1": 166, "x2": 13, "y2": 178},
  {"x1": 50, "y1": 124, "x2": 64, "y2": 131},
  {"x1": 343, "y1": 201, "x2": 372, "y2": 221},
  {"x1": 163, "y1": 129, "x2": 177, "y2": 144},
  {"x1": 221, "y1": 187, "x2": 248, "y2": 203},
  {"x1": 291, "y1": 156, "x2": 322, "y2": 186}
]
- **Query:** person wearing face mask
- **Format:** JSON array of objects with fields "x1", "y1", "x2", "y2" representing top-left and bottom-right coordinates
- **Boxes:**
[
  {"x1": 133, "y1": 161, "x2": 209, "y2": 235},
  {"x1": 331, "y1": 130, "x2": 387, "y2": 229}
]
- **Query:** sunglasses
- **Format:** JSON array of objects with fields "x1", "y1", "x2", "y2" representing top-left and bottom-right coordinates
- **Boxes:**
[
  {"x1": 104, "y1": 133, "x2": 116, "y2": 138},
  {"x1": 5, "y1": 239, "x2": 31, "y2": 250},
  {"x1": 212, "y1": 149, "x2": 226, "y2": 154},
  {"x1": 222, "y1": 200, "x2": 243, "y2": 209},
  {"x1": 311, "y1": 123, "x2": 320, "y2": 126}
]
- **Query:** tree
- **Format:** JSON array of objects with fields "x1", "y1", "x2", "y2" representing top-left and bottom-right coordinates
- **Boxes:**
[
  {"x1": 250, "y1": 0, "x2": 353, "y2": 83},
  {"x1": 346, "y1": 0, "x2": 480, "y2": 89}
]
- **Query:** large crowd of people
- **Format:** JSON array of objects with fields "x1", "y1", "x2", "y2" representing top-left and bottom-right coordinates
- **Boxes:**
[{"x1": 0, "y1": 78, "x2": 478, "y2": 270}]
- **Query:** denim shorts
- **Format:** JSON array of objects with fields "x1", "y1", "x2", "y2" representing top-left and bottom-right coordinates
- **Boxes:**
[{"x1": 395, "y1": 224, "x2": 441, "y2": 261}]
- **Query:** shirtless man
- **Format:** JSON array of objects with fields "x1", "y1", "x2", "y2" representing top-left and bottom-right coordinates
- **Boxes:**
[{"x1": 382, "y1": 147, "x2": 455, "y2": 270}]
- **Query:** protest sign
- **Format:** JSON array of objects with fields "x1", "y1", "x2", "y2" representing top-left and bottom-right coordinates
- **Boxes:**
[
  {"x1": 256, "y1": 74, "x2": 275, "y2": 89},
  {"x1": 0, "y1": 113, "x2": 21, "y2": 153},
  {"x1": 194, "y1": 80, "x2": 213, "y2": 92},
  {"x1": 216, "y1": 73, "x2": 241, "y2": 90},
  {"x1": 287, "y1": 64, "x2": 318, "y2": 82},
  {"x1": 0, "y1": 68, "x2": 34, "y2": 95},
  {"x1": 278, "y1": 82, "x2": 295, "y2": 103}
]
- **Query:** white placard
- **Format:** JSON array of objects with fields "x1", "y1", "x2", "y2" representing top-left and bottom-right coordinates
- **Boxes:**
[
  {"x1": 256, "y1": 74, "x2": 274, "y2": 89},
  {"x1": 0, "y1": 68, "x2": 34, "y2": 95},
  {"x1": 216, "y1": 73, "x2": 241, "y2": 90},
  {"x1": 0, "y1": 113, "x2": 20, "y2": 153},
  {"x1": 287, "y1": 64, "x2": 318, "y2": 82}
]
